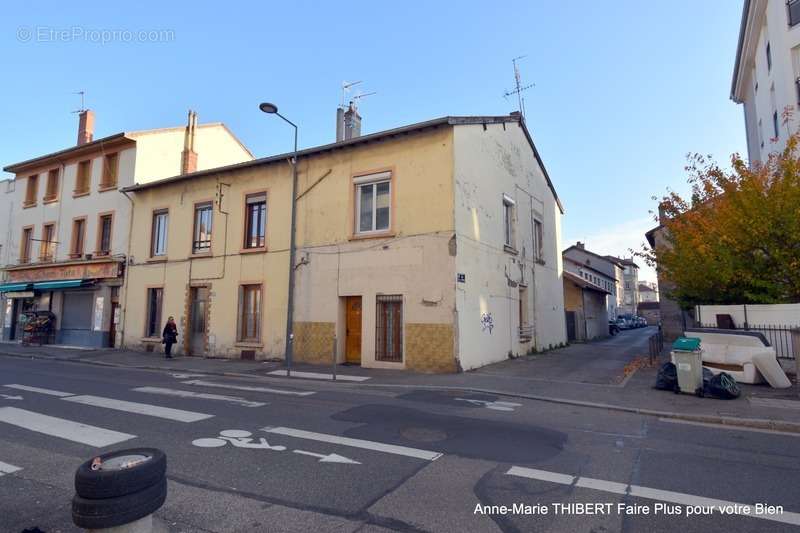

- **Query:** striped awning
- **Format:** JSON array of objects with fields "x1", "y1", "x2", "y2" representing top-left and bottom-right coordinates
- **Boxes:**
[{"x1": 0, "y1": 282, "x2": 31, "y2": 292}]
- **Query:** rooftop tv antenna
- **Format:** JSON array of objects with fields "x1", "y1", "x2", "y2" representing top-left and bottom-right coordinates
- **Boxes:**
[
  {"x1": 72, "y1": 91, "x2": 87, "y2": 113},
  {"x1": 340, "y1": 81, "x2": 362, "y2": 108},
  {"x1": 503, "y1": 56, "x2": 535, "y2": 118}
]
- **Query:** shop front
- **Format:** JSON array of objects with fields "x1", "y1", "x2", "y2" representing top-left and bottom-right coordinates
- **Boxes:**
[{"x1": 1, "y1": 260, "x2": 123, "y2": 348}]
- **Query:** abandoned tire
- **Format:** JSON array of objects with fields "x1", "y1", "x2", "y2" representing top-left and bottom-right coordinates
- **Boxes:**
[
  {"x1": 72, "y1": 477, "x2": 167, "y2": 529},
  {"x1": 75, "y1": 448, "x2": 166, "y2": 499}
]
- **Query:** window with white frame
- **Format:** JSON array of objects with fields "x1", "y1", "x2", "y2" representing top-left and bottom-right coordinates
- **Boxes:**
[
  {"x1": 151, "y1": 209, "x2": 169, "y2": 257},
  {"x1": 502, "y1": 194, "x2": 515, "y2": 248},
  {"x1": 354, "y1": 172, "x2": 391, "y2": 234}
]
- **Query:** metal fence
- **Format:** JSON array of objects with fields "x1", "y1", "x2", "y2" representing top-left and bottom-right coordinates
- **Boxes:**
[
  {"x1": 699, "y1": 323, "x2": 797, "y2": 360},
  {"x1": 648, "y1": 330, "x2": 664, "y2": 364}
]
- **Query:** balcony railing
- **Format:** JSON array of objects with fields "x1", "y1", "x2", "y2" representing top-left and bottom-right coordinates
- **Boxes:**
[{"x1": 519, "y1": 324, "x2": 533, "y2": 342}]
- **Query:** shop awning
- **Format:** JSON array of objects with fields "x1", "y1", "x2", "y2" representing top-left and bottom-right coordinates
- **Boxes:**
[
  {"x1": 32, "y1": 279, "x2": 86, "y2": 290},
  {"x1": 0, "y1": 282, "x2": 31, "y2": 292}
]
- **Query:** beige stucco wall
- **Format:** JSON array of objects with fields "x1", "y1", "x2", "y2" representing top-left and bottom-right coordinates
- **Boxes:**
[
  {"x1": 122, "y1": 161, "x2": 293, "y2": 357},
  {"x1": 123, "y1": 126, "x2": 456, "y2": 367},
  {"x1": 453, "y1": 122, "x2": 566, "y2": 370},
  {"x1": 130, "y1": 124, "x2": 252, "y2": 184},
  {"x1": 291, "y1": 126, "x2": 457, "y2": 370}
]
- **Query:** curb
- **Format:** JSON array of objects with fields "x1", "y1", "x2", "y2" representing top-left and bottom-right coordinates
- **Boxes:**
[{"x1": 3, "y1": 350, "x2": 799, "y2": 434}]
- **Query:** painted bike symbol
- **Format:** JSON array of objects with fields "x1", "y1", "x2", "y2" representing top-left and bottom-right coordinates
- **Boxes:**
[{"x1": 192, "y1": 430, "x2": 287, "y2": 450}]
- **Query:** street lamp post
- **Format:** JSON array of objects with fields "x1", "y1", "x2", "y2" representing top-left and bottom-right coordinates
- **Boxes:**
[{"x1": 259, "y1": 102, "x2": 298, "y2": 378}]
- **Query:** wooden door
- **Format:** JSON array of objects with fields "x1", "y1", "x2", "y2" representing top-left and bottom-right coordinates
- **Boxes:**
[
  {"x1": 345, "y1": 296, "x2": 362, "y2": 364},
  {"x1": 189, "y1": 287, "x2": 209, "y2": 356},
  {"x1": 109, "y1": 302, "x2": 119, "y2": 348}
]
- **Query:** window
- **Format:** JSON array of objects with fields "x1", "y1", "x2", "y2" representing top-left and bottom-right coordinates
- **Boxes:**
[
  {"x1": 101, "y1": 153, "x2": 118, "y2": 189},
  {"x1": 773, "y1": 110, "x2": 780, "y2": 139},
  {"x1": 146, "y1": 288, "x2": 163, "y2": 337},
  {"x1": 20, "y1": 227, "x2": 33, "y2": 263},
  {"x1": 24, "y1": 174, "x2": 38, "y2": 206},
  {"x1": 533, "y1": 219, "x2": 544, "y2": 262},
  {"x1": 193, "y1": 202, "x2": 213, "y2": 253},
  {"x1": 767, "y1": 41, "x2": 772, "y2": 71},
  {"x1": 518, "y1": 286, "x2": 529, "y2": 327},
  {"x1": 625, "y1": 281, "x2": 631, "y2": 290},
  {"x1": 97, "y1": 214, "x2": 113, "y2": 255},
  {"x1": 354, "y1": 172, "x2": 391, "y2": 234},
  {"x1": 376, "y1": 295, "x2": 403, "y2": 362},
  {"x1": 71, "y1": 218, "x2": 86, "y2": 258},
  {"x1": 75, "y1": 160, "x2": 92, "y2": 195},
  {"x1": 238, "y1": 284, "x2": 262, "y2": 342},
  {"x1": 502, "y1": 195, "x2": 516, "y2": 248},
  {"x1": 40, "y1": 223, "x2": 55, "y2": 261},
  {"x1": 244, "y1": 193, "x2": 266, "y2": 249},
  {"x1": 790, "y1": 0, "x2": 800, "y2": 27},
  {"x1": 44, "y1": 169, "x2": 59, "y2": 201},
  {"x1": 151, "y1": 210, "x2": 169, "y2": 257}
]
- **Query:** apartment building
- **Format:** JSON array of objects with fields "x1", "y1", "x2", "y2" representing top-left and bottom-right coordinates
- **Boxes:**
[
  {"x1": 562, "y1": 242, "x2": 623, "y2": 320},
  {"x1": 562, "y1": 256, "x2": 612, "y2": 341},
  {"x1": 120, "y1": 114, "x2": 567, "y2": 372},
  {"x1": 0, "y1": 110, "x2": 252, "y2": 347},
  {"x1": 731, "y1": 0, "x2": 800, "y2": 162}
]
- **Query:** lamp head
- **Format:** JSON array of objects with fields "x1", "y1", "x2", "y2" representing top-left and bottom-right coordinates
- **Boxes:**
[{"x1": 259, "y1": 102, "x2": 278, "y2": 114}]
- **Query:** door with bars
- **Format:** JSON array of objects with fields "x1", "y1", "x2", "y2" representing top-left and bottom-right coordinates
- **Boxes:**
[{"x1": 376, "y1": 295, "x2": 403, "y2": 362}]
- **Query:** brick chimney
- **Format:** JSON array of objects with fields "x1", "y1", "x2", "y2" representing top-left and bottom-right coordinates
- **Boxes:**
[
  {"x1": 576, "y1": 241, "x2": 585, "y2": 250},
  {"x1": 77, "y1": 109, "x2": 95, "y2": 145},
  {"x1": 181, "y1": 110, "x2": 198, "y2": 174}
]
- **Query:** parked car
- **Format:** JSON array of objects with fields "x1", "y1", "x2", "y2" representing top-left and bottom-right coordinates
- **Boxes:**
[
  {"x1": 615, "y1": 317, "x2": 629, "y2": 330},
  {"x1": 609, "y1": 320, "x2": 620, "y2": 336}
]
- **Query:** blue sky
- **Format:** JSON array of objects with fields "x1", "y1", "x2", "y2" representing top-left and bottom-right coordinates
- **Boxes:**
[{"x1": 1, "y1": 1, "x2": 746, "y2": 282}]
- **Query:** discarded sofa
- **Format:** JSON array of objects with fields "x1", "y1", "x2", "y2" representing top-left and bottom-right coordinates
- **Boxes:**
[{"x1": 680, "y1": 329, "x2": 791, "y2": 388}]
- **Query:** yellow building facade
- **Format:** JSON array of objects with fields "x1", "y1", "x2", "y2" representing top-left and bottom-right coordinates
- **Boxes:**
[{"x1": 121, "y1": 115, "x2": 567, "y2": 372}]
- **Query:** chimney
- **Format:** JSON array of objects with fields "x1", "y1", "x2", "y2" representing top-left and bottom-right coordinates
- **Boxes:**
[
  {"x1": 336, "y1": 107, "x2": 345, "y2": 142},
  {"x1": 343, "y1": 101, "x2": 361, "y2": 140},
  {"x1": 77, "y1": 109, "x2": 95, "y2": 146},
  {"x1": 576, "y1": 241, "x2": 585, "y2": 250},
  {"x1": 657, "y1": 202, "x2": 668, "y2": 225},
  {"x1": 181, "y1": 110, "x2": 198, "y2": 174}
]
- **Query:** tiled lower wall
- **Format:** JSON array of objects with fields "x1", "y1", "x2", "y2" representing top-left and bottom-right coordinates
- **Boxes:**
[
  {"x1": 405, "y1": 323, "x2": 457, "y2": 373},
  {"x1": 293, "y1": 321, "x2": 336, "y2": 364}
]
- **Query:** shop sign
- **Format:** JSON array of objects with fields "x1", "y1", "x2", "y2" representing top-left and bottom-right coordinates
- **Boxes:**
[
  {"x1": 93, "y1": 297, "x2": 105, "y2": 331},
  {"x1": 7, "y1": 261, "x2": 120, "y2": 283}
]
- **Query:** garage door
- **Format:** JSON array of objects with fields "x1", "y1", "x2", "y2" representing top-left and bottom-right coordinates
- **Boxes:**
[{"x1": 60, "y1": 292, "x2": 94, "y2": 344}]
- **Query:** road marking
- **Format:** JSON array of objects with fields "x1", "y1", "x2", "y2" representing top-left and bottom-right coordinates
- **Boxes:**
[
  {"x1": 455, "y1": 398, "x2": 522, "y2": 411},
  {"x1": 658, "y1": 417, "x2": 800, "y2": 438},
  {"x1": 506, "y1": 465, "x2": 800, "y2": 526},
  {"x1": 4, "y1": 384, "x2": 73, "y2": 397},
  {"x1": 0, "y1": 407, "x2": 135, "y2": 447},
  {"x1": 262, "y1": 426, "x2": 442, "y2": 461},
  {"x1": 293, "y1": 450, "x2": 361, "y2": 464},
  {"x1": 133, "y1": 387, "x2": 267, "y2": 408},
  {"x1": 267, "y1": 370, "x2": 371, "y2": 382},
  {"x1": 192, "y1": 430, "x2": 286, "y2": 450},
  {"x1": 0, "y1": 394, "x2": 23, "y2": 400},
  {"x1": 63, "y1": 395, "x2": 213, "y2": 423},
  {"x1": 0, "y1": 461, "x2": 22, "y2": 476},
  {"x1": 182, "y1": 379, "x2": 315, "y2": 397},
  {"x1": 170, "y1": 373, "x2": 206, "y2": 379}
]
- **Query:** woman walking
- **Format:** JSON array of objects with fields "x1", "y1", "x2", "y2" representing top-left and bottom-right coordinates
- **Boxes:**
[{"x1": 162, "y1": 316, "x2": 178, "y2": 359}]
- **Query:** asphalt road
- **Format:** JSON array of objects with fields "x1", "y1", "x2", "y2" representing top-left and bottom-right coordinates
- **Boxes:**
[{"x1": 1, "y1": 355, "x2": 799, "y2": 532}]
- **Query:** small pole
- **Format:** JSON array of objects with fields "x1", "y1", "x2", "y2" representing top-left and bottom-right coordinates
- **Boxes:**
[{"x1": 332, "y1": 335, "x2": 337, "y2": 382}]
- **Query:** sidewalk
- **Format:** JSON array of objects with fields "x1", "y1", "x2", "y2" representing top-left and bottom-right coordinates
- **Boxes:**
[{"x1": 2, "y1": 331, "x2": 799, "y2": 433}]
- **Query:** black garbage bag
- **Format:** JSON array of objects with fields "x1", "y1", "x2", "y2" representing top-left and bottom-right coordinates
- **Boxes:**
[
  {"x1": 702, "y1": 367, "x2": 714, "y2": 384},
  {"x1": 655, "y1": 362, "x2": 678, "y2": 391},
  {"x1": 704, "y1": 372, "x2": 741, "y2": 399}
]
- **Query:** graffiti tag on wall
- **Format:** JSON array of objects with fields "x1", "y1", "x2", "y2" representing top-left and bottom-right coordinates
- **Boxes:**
[{"x1": 480, "y1": 313, "x2": 494, "y2": 334}]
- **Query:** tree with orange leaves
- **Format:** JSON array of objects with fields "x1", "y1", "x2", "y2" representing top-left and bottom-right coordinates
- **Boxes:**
[{"x1": 641, "y1": 135, "x2": 800, "y2": 308}]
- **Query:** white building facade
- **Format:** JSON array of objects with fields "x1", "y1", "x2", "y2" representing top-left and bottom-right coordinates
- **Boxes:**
[
  {"x1": 0, "y1": 111, "x2": 252, "y2": 347},
  {"x1": 563, "y1": 243, "x2": 623, "y2": 320},
  {"x1": 732, "y1": 0, "x2": 800, "y2": 162}
]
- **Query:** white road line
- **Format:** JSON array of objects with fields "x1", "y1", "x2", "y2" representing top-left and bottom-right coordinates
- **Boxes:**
[
  {"x1": 4, "y1": 384, "x2": 74, "y2": 397},
  {"x1": 267, "y1": 370, "x2": 371, "y2": 382},
  {"x1": 262, "y1": 426, "x2": 442, "y2": 461},
  {"x1": 0, "y1": 461, "x2": 22, "y2": 476},
  {"x1": 133, "y1": 387, "x2": 266, "y2": 408},
  {"x1": 63, "y1": 395, "x2": 213, "y2": 423},
  {"x1": 182, "y1": 380, "x2": 315, "y2": 397},
  {"x1": 506, "y1": 466, "x2": 575, "y2": 485},
  {"x1": 658, "y1": 417, "x2": 800, "y2": 438},
  {"x1": 0, "y1": 407, "x2": 135, "y2": 447},
  {"x1": 506, "y1": 466, "x2": 800, "y2": 526}
]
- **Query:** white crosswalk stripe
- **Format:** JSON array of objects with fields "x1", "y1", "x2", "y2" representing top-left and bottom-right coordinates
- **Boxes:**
[
  {"x1": 63, "y1": 395, "x2": 213, "y2": 422},
  {"x1": 0, "y1": 407, "x2": 136, "y2": 447},
  {"x1": 4, "y1": 384, "x2": 73, "y2": 397},
  {"x1": 132, "y1": 386, "x2": 266, "y2": 408},
  {"x1": 0, "y1": 461, "x2": 22, "y2": 476},
  {"x1": 266, "y1": 370, "x2": 371, "y2": 382},
  {"x1": 182, "y1": 379, "x2": 315, "y2": 397}
]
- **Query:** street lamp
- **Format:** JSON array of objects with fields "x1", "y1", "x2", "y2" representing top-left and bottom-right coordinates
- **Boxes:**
[{"x1": 259, "y1": 102, "x2": 298, "y2": 378}]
